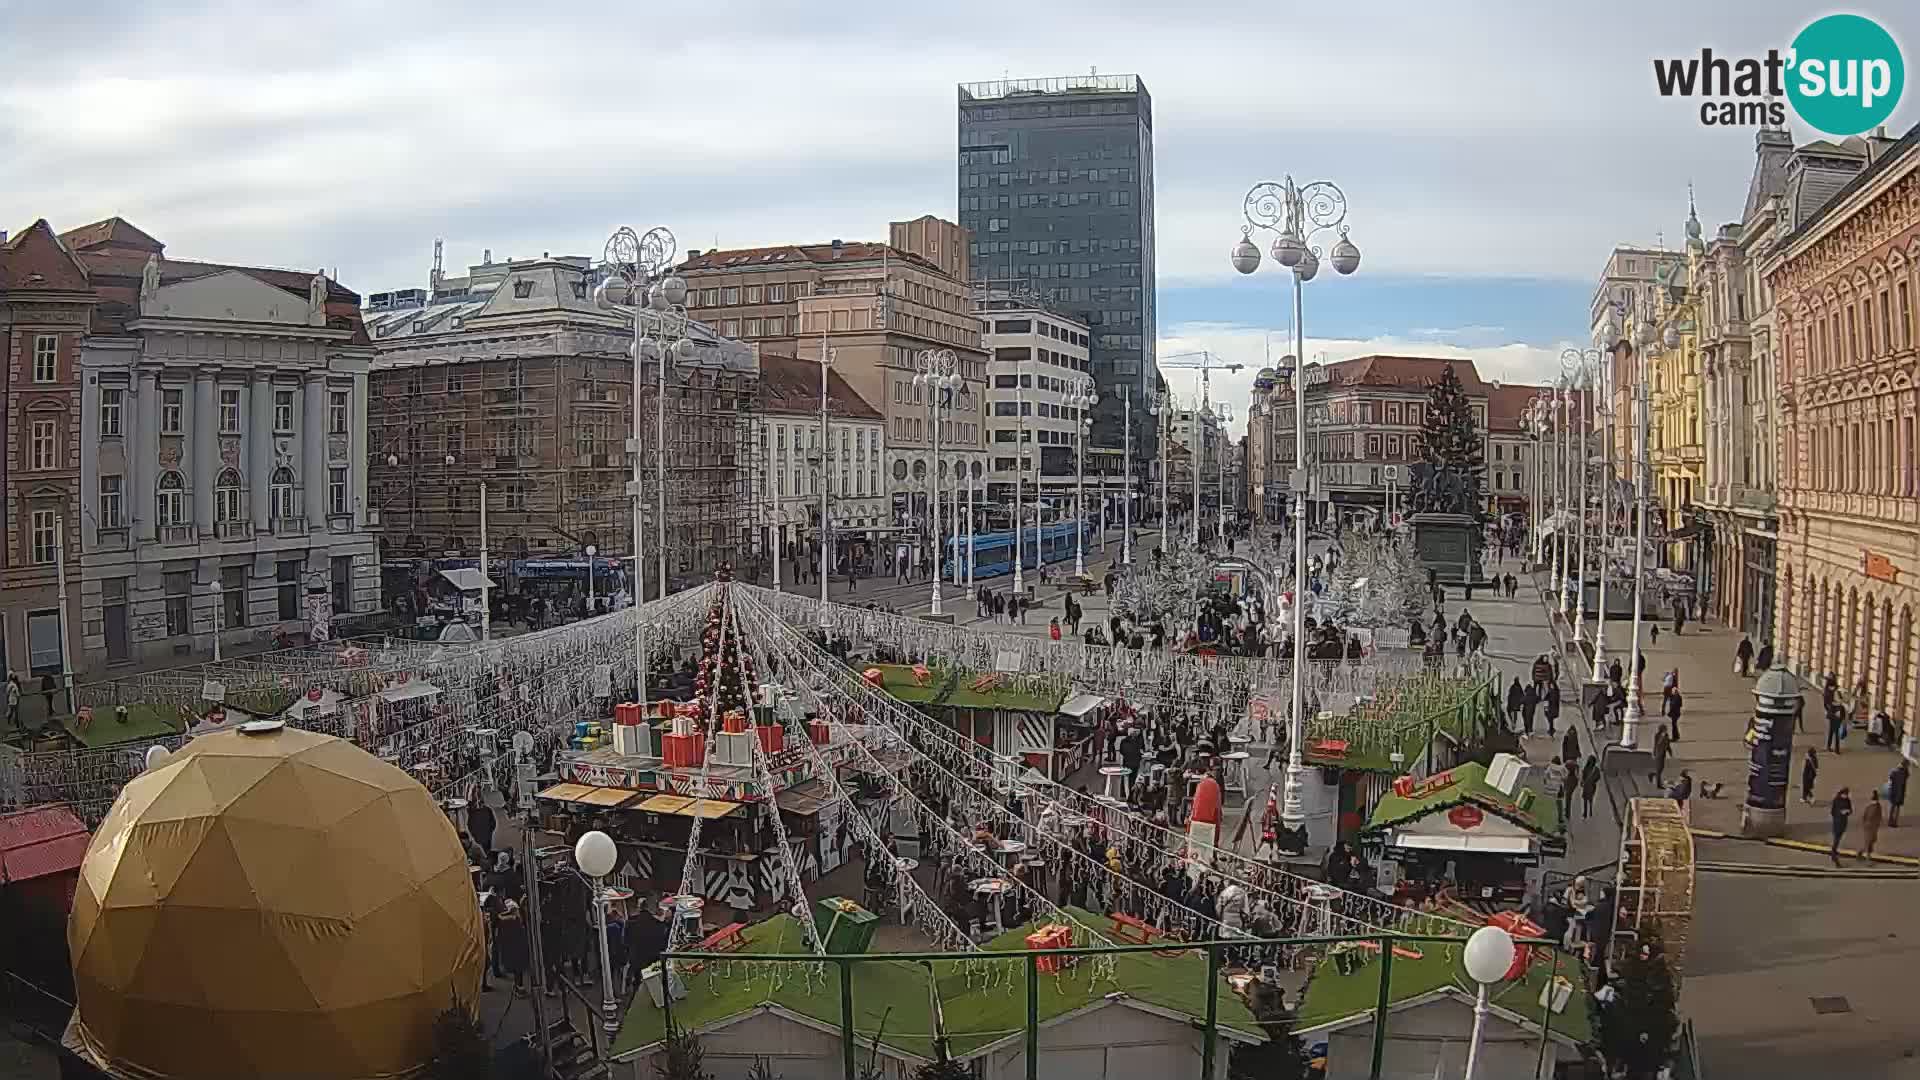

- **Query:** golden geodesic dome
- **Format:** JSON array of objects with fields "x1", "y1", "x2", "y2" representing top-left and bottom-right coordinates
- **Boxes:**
[{"x1": 68, "y1": 722, "x2": 484, "y2": 1080}]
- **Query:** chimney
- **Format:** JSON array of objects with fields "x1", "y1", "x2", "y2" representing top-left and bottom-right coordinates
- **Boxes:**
[
  {"x1": 831, "y1": 238, "x2": 844, "y2": 259},
  {"x1": 687, "y1": 249, "x2": 702, "y2": 259},
  {"x1": 483, "y1": 249, "x2": 492, "y2": 265}
]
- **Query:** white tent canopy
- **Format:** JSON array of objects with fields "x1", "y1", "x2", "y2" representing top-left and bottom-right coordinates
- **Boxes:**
[{"x1": 437, "y1": 568, "x2": 490, "y2": 592}]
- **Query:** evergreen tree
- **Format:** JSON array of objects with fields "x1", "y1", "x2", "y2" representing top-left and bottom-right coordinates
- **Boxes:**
[
  {"x1": 690, "y1": 565, "x2": 755, "y2": 723},
  {"x1": 1228, "y1": 984, "x2": 1312, "y2": 1080},
  {"x1": 1596, "y1": 928, "x2": 1681, "y2": 1080},
  {"x1": 912, "y1": 1059, "x2": 972, "y2": 1080},
  {"x1": 653, "y1": 1025, "x2": 715, "y2": 1080},
  {"x1": 1412, "y1": 364, "x2": 1487, "y2": 515},
  {"x1": 427, "y1": 1002, "x2": 490, "y2": 1080}
]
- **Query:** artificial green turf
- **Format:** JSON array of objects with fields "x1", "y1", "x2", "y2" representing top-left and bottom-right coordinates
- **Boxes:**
[
  {"x1": 868, "y1": 663, "x2": 1067, "y2": 714},
  {"x1": 1365, "y1": 761, "x2": 1564, "y2": 838},
  {"x1": 612, "y1": 908, "x2": 1263, "y2": 1061},
  {"x1": 1295, "y1": 940, "x2": 1592, "y2": 1045},
  {"x1": 59, "y1": 703, "x2": 186, "y2": 747}
]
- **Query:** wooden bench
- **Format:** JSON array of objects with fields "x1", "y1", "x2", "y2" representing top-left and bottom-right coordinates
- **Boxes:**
[
  {"x1": 1108, "y1": 912, "x2": 1160, "y2": 946},
  {"x1": 700, "y1": 922, "x2": 748, "y2": 954}
]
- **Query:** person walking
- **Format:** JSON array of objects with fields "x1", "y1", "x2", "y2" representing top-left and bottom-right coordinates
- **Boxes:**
[
  {"x1": 1755, "y1": 641, "x2": 1774, "y2": 670},
  {"x1": 1825, "y1": 698, "x2": 1847, "y2": 754},
  {"x1": 3, "y1": 674, "x2": 18, "y2": 731},
  {"x1": 1561, "y1": 726, "x2": 1580, "y2": 771},
  {"x1": 1580, "y1": 754, "x2": 1602, "y2": 818},
  {"x1": 1860, "y1": 790, "x2": 1885, "y2": 860},
  {"x1": 1544, "y1": 680, "x2": 1562, "y2": 737},
  {"x1": 1735, "y1": 635, "x2": 1754, "y2": 677},
  {"x1": 1521, "y1": 681, "x2": 1540, "y2": 737},
  {"x1": 1800, "y1": 747, "x2": 1819, "y2": 805},
  {"x1": 1665, "y1": 688, "x2": 1684, "y2": 743},
  {"x1": 1888, "y1": 760, "x2": 1909, "y2": 827},
  {"x1": 1559, "y1": 759, "x2": 1578, "y2": 822},
  {"x1": 467, "y1": 791, "x2": 496, "y2": 859},
  {"x1": 1829, "y1": 786, "x2": 1854, "y2": 866},
  {"x1": 1668, "y1": 769, "x2": 1693, "y2": 813},
  {"x1": 1506, "y1": 678, "x2": 1524, "y2": 733},
  {"x1": 1650, "y1": 724, "x2": 1671, "y2": 789}
]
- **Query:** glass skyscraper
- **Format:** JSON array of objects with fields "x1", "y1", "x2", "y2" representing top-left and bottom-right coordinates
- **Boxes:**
[{"x1": 957, "y1": 74, "x2": 1156, "y2": 464}]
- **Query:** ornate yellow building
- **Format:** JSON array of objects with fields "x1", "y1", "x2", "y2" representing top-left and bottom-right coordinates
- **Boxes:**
[
  {"x1": 1648, "y1": 200, "x2": 1707, "y2": 576},
  {"x1": 1772, "y1": 128, "x2": 1919, "y2": 751}
]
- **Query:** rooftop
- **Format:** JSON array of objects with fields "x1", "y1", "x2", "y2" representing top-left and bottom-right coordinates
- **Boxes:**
[
  {"x1": 1365, "y1": 760, "x2": 1564, "y2": 838},
  {"x1": 959, "y1": 74, "x2": 1145, "y2": 101},
  {"x1": 1297, "y1": 939, "x2": 1592, "y2": 1046},
  {"x1": 681, "y1": 241, "x2": 944, "y2": 277},
  {"x1": 612, "y1": 910, "x2": 1261, "y2": 1061},
  {"x1": 758, "y1": 353, "x2": 884, "y2": 421},
  {"x1": 1321, "y1": 355, "x2": 1495, "y2": 395},
  {"x1": 0, "y1": 219, "x2": 91, "y2": 294}
]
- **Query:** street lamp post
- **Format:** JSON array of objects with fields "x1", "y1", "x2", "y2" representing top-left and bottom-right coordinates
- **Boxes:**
[
  {"x1": 1590, "y1": 335, "x2": 1617, "y2": 682},
  {"x1": 1622, "y1": 357, "x2": 1653, "y2": 749},
  {"x1": 1146, "y1": 388, "x2": 1171, "y2": 555},
  {"x1": 966, "y1": 461, "x2": 977, "y2": 598},
  {"x1": 1233, "y1": 174, "x2": 1361, "y2": 831},
  {"x1": 1013, "y1": 358, "x2": 1027, "y2": 596},
  {"x1": 1554, "y1": 376, "x2": 1570, "y2": 613},
  {"x1": 1462, "y1": 925, "x2": 1518, "y2": 1080},
  {"x1": 595, "y1": 224, "x2": 693, "y2": 710},
  {"x1": 1122, "y1": 387, "x2": 1134, "y2": 565},
  {"x1": 1563, "y1": 350, "x2": 1602, "y2": 644},
  {"x1": 586, "y1": 544, "x2": 598, "y2": 614},
  {"x1": 573, "y1": 830, "x2": 622, "y2": 1044},
  {"x1": 818, "y1": 347, "x2": 833, "y2": 629},
  {"x1": 913, "y1": 349, "x2": 962, "y2": 617},
  {"x1": 209, "y1": 579, "x2": 223, "y2": 663},
  {"x1": 1215, "y1": 402, "x2": 1235, "y2": 537},
  {"x1": 1191, "y1": 399, "x2": 1207, "y2": 548},
  {"x1": 1073, "y1": 378, "x2": 1096, "y2": 576}
]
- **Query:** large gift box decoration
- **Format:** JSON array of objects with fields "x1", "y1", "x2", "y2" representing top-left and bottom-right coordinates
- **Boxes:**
[
  {"x1": 812, "y1": 897, "x2": 879, "y2": 955},
  {"x1": 713, "y1": 730, "x2": 757, "y2": 767},
  {"x1": 661, "y1": 732, "x2": 704, "y2": 768},
  {"x1": 754, "y1": 724, "x2": 785, "y2": 756},
  {"x1": 1024, "y1": 923, "x2": 1072, "y2": 973}
]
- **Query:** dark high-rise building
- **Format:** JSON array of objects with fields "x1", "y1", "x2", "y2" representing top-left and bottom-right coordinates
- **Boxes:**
[{"x1": 957, "y1": 74, "x2": 1156, "y2": 466}]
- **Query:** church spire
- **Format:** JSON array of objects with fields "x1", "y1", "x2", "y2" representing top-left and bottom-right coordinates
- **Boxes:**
[{"x1": 1685, "y1": 182, "x2": 1704, "y2": 250}]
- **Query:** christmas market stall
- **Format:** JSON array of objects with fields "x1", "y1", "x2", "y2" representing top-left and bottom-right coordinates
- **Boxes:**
[
  {"x1": 1359, "y1": 756, "x2": 1566, "y2": 909},
  {"x1": 862, "y1": 662, "x2": 1072, "y2": 770}
]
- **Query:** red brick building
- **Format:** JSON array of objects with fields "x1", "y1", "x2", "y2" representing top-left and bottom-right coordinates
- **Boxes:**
[{"x1": 0, "y1": 222, "x2": 94, "y2": 710}]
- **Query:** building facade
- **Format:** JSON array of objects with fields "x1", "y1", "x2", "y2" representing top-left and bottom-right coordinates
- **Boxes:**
[
  {"x1": 752, "y1": 353, "x2": 887, "y2": 566},
  {"x1": 1698, "y1": 121, "x2": 1792, "y2": 640},
  {"x1": 0, "y1": 221, "x2": 92, "y2": 694},
  {"x1": 1592, "y1": 246, "x2": 1685, "y2": 467},
  {"x1": 1257, "y1": 356, "x2": 1493, "y2": 527},
  {"x1": 1486, "y1": 383, "x2": 1553, "y2": 522},
  {"x1": 1652, "y1": 211, "x2": 1707, "y2": 575},
  {"x1": 679, "y1": 226, "x2": 989, "y2": 546},
  {"x1": 61, "y1": 219, "x2": 379, "y2": 672},
  {"x1": 957, "y1": 74, "x2": 1156, "y2": 468},
  {"x1": 1771, "y1": 125, "x2": 1920, "y2": 751},
  {"x1": 361, "y1": 251, "x2": 760, "y2": 598},
  {"x1": 978, "y1": 293, "x2": 1093, "y2": 512}
]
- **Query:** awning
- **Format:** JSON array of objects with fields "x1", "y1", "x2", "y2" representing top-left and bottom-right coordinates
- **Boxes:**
[
  {"x1": 536, "y1": 782, "x2": 599, "y2": 803},
  {"x1": 635, "y1": 794, "x2": 742, "y2": 820},
  {"x1": 775, "y1": 781, "x2": 832, "y2": 817},
  {"x1": 377, "y1": 681, "x2": 442, "y2": 704},
  {"x1": 1390, "y1": 833, "x2": 1536, "y2": 855},
  {"x1": 438, "y1": 568, "x2": 491, "y2": 592},
  {"x1": 574, "y1": 787, "x2": 642, "y2": 808},
  {"x1": 1059, "y1": 693, "x2": 1107, "y2": 719}
]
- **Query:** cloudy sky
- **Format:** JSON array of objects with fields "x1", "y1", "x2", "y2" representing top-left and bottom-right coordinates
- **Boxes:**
[{"x1": 4, "y1": 1, "x2": 1913, "y2": 433}]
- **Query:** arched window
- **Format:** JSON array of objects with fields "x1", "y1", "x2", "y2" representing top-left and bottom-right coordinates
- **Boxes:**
[
  {"x1": 215, "y1": 468, "x2": 244, "y2": 526},
  {"x1": 271, "y1": 467, "x2": 297, "y2": 524},
  {"x1": 156, "y1": 471, "x2": 188, "y2": 530}
]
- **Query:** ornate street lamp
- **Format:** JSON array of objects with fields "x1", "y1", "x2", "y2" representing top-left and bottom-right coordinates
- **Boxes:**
[
  {"x1": 596, "y1": 225, "x2": 693, "y2": 706},
  {"x1": 1232, "y1": 175, "x2": 1359, "y2": 834},
  {"x1": 913, "y1": 349, "x2": 963, "y2": 617}
]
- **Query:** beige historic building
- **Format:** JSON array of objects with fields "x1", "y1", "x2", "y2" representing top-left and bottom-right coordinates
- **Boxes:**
[
  {"x1": 1771, "y1": 125, "x2": 1920, "y2": 753},
  {"x1": 679, "y1": 218, "x2": 988, "y2": 540}
]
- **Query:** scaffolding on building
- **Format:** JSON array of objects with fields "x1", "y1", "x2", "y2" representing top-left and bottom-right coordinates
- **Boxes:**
[{"x1": 362, "y1": 271, "x2": 762, "y2": 600}]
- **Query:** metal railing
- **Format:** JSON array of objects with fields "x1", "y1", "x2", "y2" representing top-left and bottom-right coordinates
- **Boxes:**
[{"x1": 651, "y1": 932, "x2": 1571, "y2": 1080}]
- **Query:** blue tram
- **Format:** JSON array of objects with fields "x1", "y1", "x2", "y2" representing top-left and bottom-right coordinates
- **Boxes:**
[{"x1": 941, "y1": 519, "x2": 1095, "y2": 581}]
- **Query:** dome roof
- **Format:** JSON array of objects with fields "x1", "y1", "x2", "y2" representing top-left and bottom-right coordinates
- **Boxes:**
[{"x1": 69, "y1": 723, "x2": 484, "y2": 1080}]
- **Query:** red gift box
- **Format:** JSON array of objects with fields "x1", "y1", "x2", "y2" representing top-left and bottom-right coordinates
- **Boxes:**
[
  {"x1": 723, "y1": 711, "x2": 749, "y2": 735},
  {"x1": 1026, "y1": 924, "x2": 1071, "y2": 973},
  {"x1": 807, "y1": 719, "x2": 831, "y2": 746},
  {"x1": 755, "y1": 724, "x2": 784, "y2": 755},
  {"x1": 661, "y1": 732, "x2": 705, "y2": 769},
  {"x1": 615, "y1": 702, "x2": 642, "y2": 727},
  {"x1": 1486, "y1": 911, "x2": 1542, "y2": 980}
]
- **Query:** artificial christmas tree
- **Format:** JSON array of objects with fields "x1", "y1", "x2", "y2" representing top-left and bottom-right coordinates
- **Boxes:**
[
  {"x1": 1596, "y1": 928, "x2": 1681, "y2": 1080},
  {"x1": 1405, "y1": 364, "x2": 1492, "y2": 586}
]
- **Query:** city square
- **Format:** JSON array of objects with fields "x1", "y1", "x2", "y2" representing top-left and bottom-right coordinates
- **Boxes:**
[{"x1": 2, "y1": 6, "x2": 1918, "y2": 1080}]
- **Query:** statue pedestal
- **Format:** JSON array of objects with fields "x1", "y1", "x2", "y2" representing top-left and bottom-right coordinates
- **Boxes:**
[{"x1": 1409, "y1": 512, "x2": 1489, "y2": 586}]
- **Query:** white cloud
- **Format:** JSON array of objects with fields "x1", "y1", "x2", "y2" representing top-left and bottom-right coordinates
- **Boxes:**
[
  {"x1": 0, "y1": 1, "x2": 1910, "y2": 292},
  {"x1": 1158, "y1": 321, "x2": 1576, "y2": 436}
]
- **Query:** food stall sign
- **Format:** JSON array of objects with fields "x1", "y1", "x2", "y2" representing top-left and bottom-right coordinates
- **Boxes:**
[{"x1": 1446, "y1": 805, "x2": 1485, "y2": 830}]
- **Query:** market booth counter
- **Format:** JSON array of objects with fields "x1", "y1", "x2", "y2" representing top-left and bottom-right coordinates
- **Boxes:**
[
  {"x1": 535, "y1": 699, "x2": 878, "y2": 912},
  {"x1": 1359, "y1": 755, "x2": 1566, "y2": 910},
  {"x1": 862, "y1": 663, "x2": 1077, "y2": 773}
]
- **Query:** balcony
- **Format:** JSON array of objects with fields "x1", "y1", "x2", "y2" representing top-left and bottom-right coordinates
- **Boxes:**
[
  {"x1": 158, "y1": 524, "x2": 197, "y2": 545},
  {"x1": 215, "y1": 520, "x2": 251, "y2": 541},
  {"x1": 93, "y1": 526, "x2": 129, "y2": 551},
  {"x1": 271, "y1": 514, "x2": 308, "y2": 538}
]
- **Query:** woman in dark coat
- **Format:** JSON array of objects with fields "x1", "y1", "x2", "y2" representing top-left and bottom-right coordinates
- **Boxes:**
[
  {"x1": 467, "y1": 794, "x2": 496, "y2": 857},
  {"x1": 496, "y1": 897, "x2": 531, "y2": 994}
]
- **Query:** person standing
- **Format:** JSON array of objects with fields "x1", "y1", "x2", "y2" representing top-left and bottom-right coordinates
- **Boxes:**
[
  {"x1": 1521, "y1": 681, "x2": 1540, "y2": 737},
  {"x1": 1650, "y1": 724, "x2": 1671, "y2": 789},
  {"x1": 1545, "y1": 756, "x2": 1570, "y2": 819},
  {"x1": 1506, "y1": 678, "x2": 1524, "y2": 733},
  {"x1": 1561, "y1": 725, "x2": 1580, "y2": 770},
  {"x1": 1755, "y1": 641, "x2": 1774, "y2": 670},
  {"x1": 1580, "y1": 755, "x2": 1602, "y2": 819},
  {"x1": 496, "y1": 897, "x2": 530, "y2": 996},
  {"x1": 467, "y1": 791, "x2": 496, "y2": 859},
  {"x1": 1544, "y1": 679, "x2": 1562, "y2": 737},
  {"x1": 3, "y1": 674, "x2": 18, "y2": 731},
  {"x1": 1735, "y1": 635, "x2": 1754, "y2": 677},
  {"x1": 1800, "y1": 747, "x2": 1819, "y2": 805},
  {"x1": 1860, "y1": 790, "x2": 1885, "y2": 860},
  {"x1": 1665, "y1": 688, "x2": 1684, "y2": 743},
  {"x1": 1825, "y1": 698, "x2": 1847, "y2": 754},
  {"x1": 1829, "y1": 786, "x2": 1853, "y2": 866},
  {"x1": 1888, "y1": 760, "x2": 1909, "y2": 827}
]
